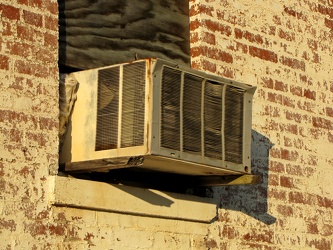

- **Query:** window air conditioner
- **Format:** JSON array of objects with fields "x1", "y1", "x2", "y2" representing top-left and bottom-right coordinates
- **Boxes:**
[{"x1": 60, "y1": 58, "x2": 256, "y2": 179}]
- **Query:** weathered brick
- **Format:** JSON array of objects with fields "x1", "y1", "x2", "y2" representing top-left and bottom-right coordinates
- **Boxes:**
[
  {"x1": 280, "y1": 56, "x2": 305, "y2": 71},
  {"x1": 303, "y1": 89, "x2": 316, "y2": 100},
  {"x1": 290, "y1": 85, "x2": 302, "y2": 96},
  {"x1": 324, "y1": 18, "x2": 333, "y2": 30},
  {"x1": 278, "y1": 29, "x2": 295, "y2": 42},
  {"x1": 190, "y1": 4, "x2": 214, "y2": 17},
  {"x1": 235, "y1": 28, "x2": 264, "y2": 44},
  {"x1": 276, "y1": 204, "x2": 293, "y2": 217},
  {"x1": 249, "y1": 46, "x2": 278, "y2": 63},
  {"x1": 202, "y1": 32, "x2": 216, "y2": 45},
  {"x1": 203, "y1": 19, "x2": 232, "y2": 36},
  {"x1": 243, "y1": 229, "x2": 274, "y2": 244},
  {"x1": 18, "y1": 0, "x2": 43, "y2": 8},
  {"x1": 15, "y1": 60, "x2": 49, "y2": 78},
  {"x1": 0, "y1": 55, "x2": 10, "y2": 70},
  {"x1": 280, "y1": 176, "x2": 294, "y2": 188},
  {"x1": 44, "y1": 15, "x2": 58, "y2": 31},
  {"x1": 274, "y1": 80, "x2": 288, "y2": 92},
  {"x1": 312, "y1": 117, "x2": 332, "y2": 130},
  {"x1": 0, "y1": 4, "x2": 20, "y2": 20},
  {"x1": 23, "y1": 10, "x2": 43, "y2": 27}
]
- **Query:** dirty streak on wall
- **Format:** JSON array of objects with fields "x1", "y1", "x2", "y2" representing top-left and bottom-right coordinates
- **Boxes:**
[
  {"x1": 190, "y1": 0, "x2": 333, "y2": 249},
  {"x1": 0, "y1": 0, "x2": 59, "y2": 248}
]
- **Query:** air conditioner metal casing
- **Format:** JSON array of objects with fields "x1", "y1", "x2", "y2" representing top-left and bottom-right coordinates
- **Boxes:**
[{"x1": 60, "y1": 58, "x2": 256, "y2": 176}]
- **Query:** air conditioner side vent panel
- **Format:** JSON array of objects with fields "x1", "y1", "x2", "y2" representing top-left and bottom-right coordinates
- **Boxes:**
[
  {"x1": 95, "y1": 67, "x2": 120, "y2": 151},
  {"x1": 121, "y1": 62, "x2": 146, "y2": 148}
]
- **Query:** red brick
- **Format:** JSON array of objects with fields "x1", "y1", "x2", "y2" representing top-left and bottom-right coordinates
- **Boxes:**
[
  {"x1": 217, "y1": 66, "x2": 234, "y2": 79},
  {"x1": 243, "y1": 229, "x2": 274, "y2": 244},
  {"x1": 284, "y1": 136, "x2": 292, "y2": 147},
  {"x1": 15, "y1": 60, "x2": 49, "y2": 78},
  {"x1": 318, "y1": 4, "x2": 333, "y2": 19},
  {"x1": 324, "y1": 18, "x2": 333, "y2": 30},
  {"x1": 267, "y1": 92, "x2": 282, "y2": 104},
  {"x1": 202, "y1": 59, "x2": 216, "y2": 73},
  {"x1": 317, "y1": 195, "x2": 333, "y2": 209},
  {"x1": 249, "y1": 46, "x2": 278, "y2": 63},
  {"x1": 274, "y1": 80, "x2": 288, "y2": 92},
  {"x1": 45, "y1": 1, "x2": 58, "y2": 15},
  {"x1": 280, "y1": 176, "x2": 294, "y2": 188},
  {"x1": 202, "y1": 32, "x2": 216, "y2": 45},
  {"x1": 203, "y1": 19, "x2": 232, "y2": 36},
  {"x1": 39, "y1": 117, "x2": 58, "y2": 130},
  {"x1": 190, "y1": 32, "x2": 199, "y2": 43},
  {"x1": 278, "y1": 29, "x2": 295, "y2": 42},
  {"x1": 306, "y1": 238, "x2": 331, "y2": 250},
  {"x1": 297, "y1": 100, "x2": 315, "y2": 113},
  {"x1": 281, "y1": 148, "x2": 299, "y2": 161},
  {"x1": 44, "y1": 15, "x2": 58, "y2": 31},
  {"x1": 276, "y1": 204, "x2": 293, "y2": 217},
  {"x1": 286, "y1": 164, "x2": 303, "y2": 176},
  {"x1": 268, "y1": 189, "x2": 287, "y2": 200},
  {"x1": 312, "y1": 117, "x2": 332, "y2": 129},
  {"x1": 190, "y1": 19, "x2": 200, "y2": 31},
  {"x1": 23, "y1": 10, "x2": 43, "y2": 27},
  {"x1": 7, "y1": 42, "x2": 34, "y2": 57},
  {"x1": 283, "y1": 6, "x2": 296, "y2": 17},
  {"x1": 290, "y1": 85, "x2": 302, "y2": 96},
  {"x1": 280, "y1": 56, "x2": 305, "y2": 71},
  {"x1": 25, "y1": 132, "x2": 47, "y2": 146},
  {"x1": 235, "y1": 28, "x2": 264, "y2": 44},
  {"x1": 303, "y1": 89, "x2": 316, "y2": 100},
  {"x1": 268, "y1": 174, "x2": 279, "y2": 186},
  {"x1": 44, "y1": 33, "x2": 58, "y2": 48},
  {"x1": 0, "y1": 110, "x2": 38, "y2": 128},
  {"x1": 261, "y1": 77, "x2": 274, "y2": 89},
  {"x1": 18, "y1": 0, "x2": 43, "y2": 8},
  {"x1": 227, "y1": 41, "x2": 248, "y2": 53},
  {"x1": 270, "y1": 161, "x2": 285, "y2": 173},
  {"x1": 307, "y1": 38, "x2": 318, "y2": 50},
  {"x1": 325, "y1": 107, "x2": 333, "y2": 117},
  {"x1": 190, "y1": 4, "x2": 214, "y2": 17},
  {"x1": 283, "y1": 96, "x2": 295, "y2": 108},
  {"x1": 0, "y1": 4, "x2": 20, "y2": 20},
  {"x1": 0, "y1": 55, "x2": 10, "y2": 70},
  {"x1": 1, "y1": 21, "x2": 13, "y2": 36},
  {"x1": 36, "y1": 48, "x2": 56, "y2": 63},
  {"x1": 17, "y1": 25, "x2": 34, "y2": 41}
]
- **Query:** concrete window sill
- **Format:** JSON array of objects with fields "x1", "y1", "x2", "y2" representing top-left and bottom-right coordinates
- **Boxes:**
[{"x1": 48, "y1": 176, "x2": 217, "y2": 223}]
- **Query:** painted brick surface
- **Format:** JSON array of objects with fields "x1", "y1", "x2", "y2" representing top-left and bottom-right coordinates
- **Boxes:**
[
  {"x1": 1, "y1": 0, "x2": 333, "y2": 249},
  {"x1": 190, "y1": 0, "x2": 333, "y2": 249}
]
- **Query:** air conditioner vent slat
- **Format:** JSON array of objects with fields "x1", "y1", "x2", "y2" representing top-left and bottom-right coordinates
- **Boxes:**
[
  {"x1": 96, "y1": 67, "x2": 120, "y2": 151},
  {"x1": 183, "y1": 73, "x2": 203, "y2": 154},
  {"x1": 224, "y1": 86, "x2": 245, "y2": 164},
  {"x1": 204, "y1": 81, "x2": 223, "y2": 160},
  {"x1": 121, "y1": 62, "x2": 146, "y2": 148},
  {"x1": 161, "y1": 67, "x2": 181, "y2": 150}
]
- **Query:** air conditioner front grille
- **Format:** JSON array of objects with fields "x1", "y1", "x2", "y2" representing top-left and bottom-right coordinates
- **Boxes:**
[
  {"x1": 121, "y1": 62, "x2": 146, "y2": 148},
  {"x1": 204, "y1": 81, "x2": 223, "y2": 160},
  {"x1": 161, "y1": 67, "x2": 181, "y2": 150},
  {"x1": 183, "y1": 73, "x2": 203, "y2": 154},
  {"x1": 160, "y1": 66, "x2": 247, "y2": 165},
  {"x1": 224, "y1": 86, "x2": 244, "y2": 164},
  {"x1": 96, "y1": 67, "x2": 120, "y2": 151}
]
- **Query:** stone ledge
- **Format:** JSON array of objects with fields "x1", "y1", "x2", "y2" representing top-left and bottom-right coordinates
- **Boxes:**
[{"x1": 48, "y1": 176, "x2": 217, "y2": 223}]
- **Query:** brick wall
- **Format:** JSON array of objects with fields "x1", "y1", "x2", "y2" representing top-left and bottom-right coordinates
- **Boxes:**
[
  {"x1": 190, "y1": 0, "x2": 333, "y2": 249},
  {"x1": 1, "y1": 0, "x2": 332, "y2": 249},
  {"x1": 0, "y1": 0, "x2": 59, "y2": 248}
]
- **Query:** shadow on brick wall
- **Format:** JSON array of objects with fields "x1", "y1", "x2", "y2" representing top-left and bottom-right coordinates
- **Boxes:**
[{"x1": 215, "y1": 130, "x2": 276, "y2": 225}]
